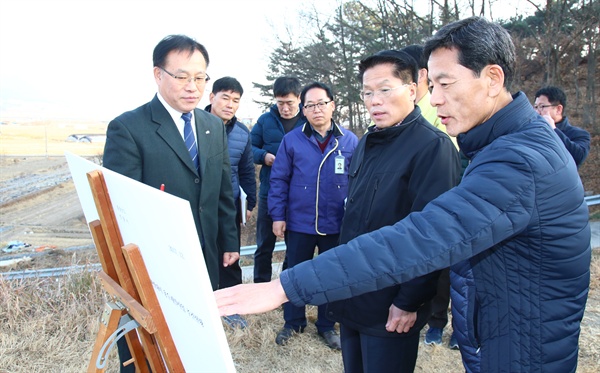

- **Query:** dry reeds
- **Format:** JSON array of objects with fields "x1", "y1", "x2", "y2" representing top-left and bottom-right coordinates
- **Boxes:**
[
  {"x1": 0, "y1": 266, "x2": 108, "y2": 372},
  {"x1": 1, "y1": 253, "x2": 598, "y2": 373}
]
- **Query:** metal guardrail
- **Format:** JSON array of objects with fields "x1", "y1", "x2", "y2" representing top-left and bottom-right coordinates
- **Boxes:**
[
  {"x1": 237, "y1": 194, "x2": 598, "y2": 256},
  {"x1": 240, "y1": 241, "x2": 286, "y2": 257},
  {"x1": 585, "y1": 194, "x2": 600, "y2": 206},
  {"x1": 0, "y1": 263, "x2": 101, "y2": 281},
  {"x1": 0, "y1": 245, "x2": 283, "y2": 280}
]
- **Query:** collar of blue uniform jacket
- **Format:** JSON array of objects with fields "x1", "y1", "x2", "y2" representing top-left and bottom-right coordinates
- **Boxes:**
[
  {"x1": 311, "y1": 123, "x2": 333, "y2": 143},
  {"x1": 302, "y1": 120, "x2": 345, "y2": 139}
]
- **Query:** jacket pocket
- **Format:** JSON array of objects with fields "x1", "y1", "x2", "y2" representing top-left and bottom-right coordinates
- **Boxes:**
[{"x1": 466, "y1": 289, "x2": 480, "y2": 349}]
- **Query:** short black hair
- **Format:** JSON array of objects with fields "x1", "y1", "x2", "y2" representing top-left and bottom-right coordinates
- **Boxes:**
[
  {"x1": 211, "y1": 76, "x2": 244, "y2": 96},
  {"x1": 300, "y1": 82, "x2": 334, "y2": 104},
  {"x1": 273, "y1": 76, "x2": 302, "y2": 98},
  {"x1": 153, "y1": 34, "x2": 210, "y2": 68},
  {"x1": 423, "y1": 17, "x2": 515, "y2": 88},
  {"x1": 535, "y1": 86, "x2": 567, "y2": 108},
  {"x1": 401, "y1": 44, "x2": 427, "y2": 70},
  {"x1": 358, "y1": 49, "x2": 418, "y2": 84}
]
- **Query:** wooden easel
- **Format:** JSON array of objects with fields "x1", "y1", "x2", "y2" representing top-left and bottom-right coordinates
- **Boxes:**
[{"x1": 86, "y1": 169, "x2": 184, "y2": 372}]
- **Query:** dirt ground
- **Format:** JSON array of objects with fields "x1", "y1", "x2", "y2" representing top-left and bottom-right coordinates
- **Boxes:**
[
  {"x1": 0, "y1": 120, "x2": 106, "y2": 268},
  {"x1": 0, "y1": 155, "x2": 258, "y2": 270},
  {"x1": 0, "y1": 156, "x2": 97, "y2": 268}
]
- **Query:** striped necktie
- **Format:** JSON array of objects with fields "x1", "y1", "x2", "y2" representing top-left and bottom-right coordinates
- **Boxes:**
[{"x1": 181, "y1": 112, "x2": 199, "y2": 171}]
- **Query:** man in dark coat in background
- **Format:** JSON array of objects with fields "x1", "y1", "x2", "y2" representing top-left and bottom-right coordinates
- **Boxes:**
[
  {"x1": 534, "y1": 85, "x2": 590, "y2": 167},
  {"x1": 250, "y1": 77, "x2": 306, "y2": 283},
  {"x1": 324, "y1": 50, "x2": 460, "y2": 372}
]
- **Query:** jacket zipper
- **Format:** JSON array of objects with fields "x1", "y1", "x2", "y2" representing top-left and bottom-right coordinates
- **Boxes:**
[{"x1": 315, "y1": 138, "x2": 339, "y2": 235}]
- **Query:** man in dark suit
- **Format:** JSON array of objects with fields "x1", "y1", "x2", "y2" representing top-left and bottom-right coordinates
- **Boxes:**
[
  {"x1": 103, "y1": 34, "x2": 238, "y2": 373},
  {"x1": 533, "y1": 86, "x2": 590, "y2": 167}
]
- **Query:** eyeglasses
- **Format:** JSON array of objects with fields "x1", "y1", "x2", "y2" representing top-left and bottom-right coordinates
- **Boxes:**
[
  {"x1": 160, "y1": 67, "x2": 210, "y2": 85},
  {"x1": 303, "y1": 101, "x2": 332, "y2": 112},
  {"x1": 359, "y1": 85, "x2": 409, "y2": 101},
  {"x1": 533, "y1": 104, "x2": 557, "y2": 110}
]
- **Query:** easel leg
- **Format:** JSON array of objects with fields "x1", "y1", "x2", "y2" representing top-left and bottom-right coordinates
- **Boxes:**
[
  {"x1": 88, "y1": 303, "x2": 123, "y2": 373},
  {"x1": 88, "y1": 303, "x2": 150, "y2": 373},
  {"x1": 124, "y1": 332, "x2": 150, "y2": 373}
]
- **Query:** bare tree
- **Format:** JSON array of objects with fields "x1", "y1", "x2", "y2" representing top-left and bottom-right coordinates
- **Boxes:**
[{"x1": 257, "y1": 0, "x2": 598, "y2": 134}]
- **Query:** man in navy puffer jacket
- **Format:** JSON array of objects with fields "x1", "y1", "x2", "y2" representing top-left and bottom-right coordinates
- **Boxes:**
[
  {"x1": 251, "y1": 77, "x2": 307, "y2": 283},
  {"x1": 216, "y1": 17, "x2": 591, "y2": 373},
  {"x1": 205, "y1": 77, "x2": 257, "y2": 286},
  {"x1": 206, "y1": 76, "x2": 257, "y2": 329}
]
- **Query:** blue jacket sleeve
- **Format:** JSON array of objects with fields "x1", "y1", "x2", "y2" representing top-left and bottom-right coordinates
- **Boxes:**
[
  {"x1": 281, "y1": 146, "x2": 535, "y2": 307},
  {"x1": 554, "y1": 127, "x2": 590, "y2": 167},
  {"x1": 251, "y1": 119, "x2": 267, "y2": 165},
  {"x1": 268, "y1": 137, "x2": 292, "y2": 221}
]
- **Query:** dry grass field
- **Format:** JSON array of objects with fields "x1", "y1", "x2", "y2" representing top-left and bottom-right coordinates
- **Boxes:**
[
  {"x1": 0, "y1": 253, "x2": 598, "y2": 372},
  {"x1": 1, "y1": 119, "x2": 599, "y2": 372},
  {"x1": 0, "y1": 120, "x2": 106, "y2": 157}
]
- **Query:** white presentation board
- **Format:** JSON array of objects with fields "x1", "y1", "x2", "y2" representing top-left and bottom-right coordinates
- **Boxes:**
[{"x1": 65, "y1": 151, "x2": 235, "y2": 373}]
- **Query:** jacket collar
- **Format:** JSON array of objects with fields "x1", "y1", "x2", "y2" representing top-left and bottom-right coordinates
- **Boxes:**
[
  {"x1": 365, "y1": 106, "x2": 421, "y2": 142},
  {"x1": 302, "y1": 119, "x2": 344, "y2": 139},
  {"x1": 555, "y1": 116, "x2": 570, "y2": 131},
  {"x1": 458, "y1": 92, "x2": 537, "y2": 159},
  {"x1": 204, "y1": 103, "x2": 237, "y2": 131}
]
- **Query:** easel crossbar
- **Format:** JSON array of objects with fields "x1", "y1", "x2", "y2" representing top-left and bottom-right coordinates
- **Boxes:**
[{"x1": 98, "y1": 271, "x2": 157, "y2": 334}]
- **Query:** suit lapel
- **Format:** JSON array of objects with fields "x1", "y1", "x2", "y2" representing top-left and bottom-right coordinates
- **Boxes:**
[
  {"x1": 150, "y1": 96, "x2": 199, "y2": 175},
  {"x1": 194, "y1": 109, "x2": 210, "y2": 178}
]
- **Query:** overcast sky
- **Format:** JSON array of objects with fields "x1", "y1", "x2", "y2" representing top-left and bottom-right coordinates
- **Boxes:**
[
  {"x1": 0, "y1": 0, "x2": 534, "y2": 122},
  {"x1": 0, "y1": 0, "x2": 320, "y2": 121}
]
